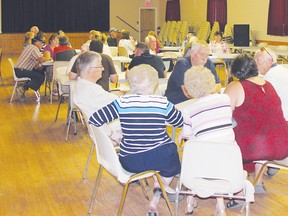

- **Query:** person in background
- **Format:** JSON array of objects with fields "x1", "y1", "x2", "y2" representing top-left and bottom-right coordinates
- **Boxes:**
[
  {"x1": 57, "y1": 30, "x2": 71, "y2": 47},
  {"x1": 224, "y1": 54, "x2": 288, "y2": 196},
  {"x1": 127, "y1": 42, "x2": 167, "y2": 78},
  {"x1": 53, "y1": 36, "x2": 74, "y2": 60},
  {"x1": 181, "y1": 32, "x2": 194, "y2": 49},
  {"x1": 14, "y1": 36, "x2": 46, "y2": 102},
  {"x1": 85, "y1": 30, "x2": 101, "y2": 45},
  {"x1": 74, "y1": 51, "x2": 122, "y2": 144},
  {"x1": 69, "y1": 39, "x2": 118, "y2": 91},
  {"x1": 100, "y1": 33, "x2": 112, "y2": 57},
  {"x1": 23, "y1": 31, "x2": 34, "y2": 48},
  {"x1": 89, "y1": 64, "x2": 183, "y2": 215},
  {"x1": 119, "y1": 29, "x2": 136, "y2": 58},
  {"x1": 43, "y1": 33, "x2": 59, "y2": 59},
  {"x1": 165, "y1": 40, "x2": 221, "y2": 104},
  {"x1": 148, "y1": 30, "x2": 163, "y2": 53},
  {"x1": 180, "y1": 66, "x2": 235, "y2": 216},
  {"x1": 182, "y1": 36, "x2": 199, "y2": 57},
  {"x1": 30, "y1": 26, "x2": 39, "y2": 36},
  {"x1": 107, "y1": 28, "x2": 118, "y2": 47},
  {"x1": 209, "y1": 31, "x2": 230, "y2": 54},
  {"x1": 145, "y1": 35, "x2": 157, "y2": 55}
]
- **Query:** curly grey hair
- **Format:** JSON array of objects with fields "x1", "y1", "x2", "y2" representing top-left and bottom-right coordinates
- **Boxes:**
[
  {"x1": 184, "y1": 66, "x2": 216, "y2": 98},
  {"x1": 127, "y1": 64, "x2": 159, "y2": 95}
]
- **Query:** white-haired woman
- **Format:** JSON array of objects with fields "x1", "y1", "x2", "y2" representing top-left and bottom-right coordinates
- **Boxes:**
[
  {"x1": 89, "y1": 64, "x2": 183, "y2": 216},
  {"x1": 180, "y1": 66, "x2": 236, "y2": 216}
]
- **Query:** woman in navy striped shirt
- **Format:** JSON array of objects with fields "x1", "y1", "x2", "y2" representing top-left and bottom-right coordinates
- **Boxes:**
[{"x1": 89, "y1": 64, "x2": 183, "y2": 215}]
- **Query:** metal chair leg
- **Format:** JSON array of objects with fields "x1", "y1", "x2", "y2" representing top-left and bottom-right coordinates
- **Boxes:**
[
  {"x1": 10, "y1": 83, "x2": 18, "y2": 103},
  {"x1": 88, "y1": 166, "x2": 103, "y2": 214},
  {"x1": 83, "y1": 142, "x2": 94, "y2": 179}
]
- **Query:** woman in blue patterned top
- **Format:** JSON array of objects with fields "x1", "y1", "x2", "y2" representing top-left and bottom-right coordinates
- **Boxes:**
[{"x1": 89, "y1": 64, "x2": 183, "y2": 215}]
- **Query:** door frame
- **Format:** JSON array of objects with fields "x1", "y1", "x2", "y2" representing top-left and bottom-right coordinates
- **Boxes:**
[{"x1": 139, "y1": 7, "x2": 157, "y2": 42}]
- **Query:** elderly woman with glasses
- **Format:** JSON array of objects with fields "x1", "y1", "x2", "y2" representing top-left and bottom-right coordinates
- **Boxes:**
[
  {"x1": 224, "y1": 54, "x2": 288, "y2": 196},
  {"x1": 89, "y1": 64, "x2": 183, "y2": 216}
]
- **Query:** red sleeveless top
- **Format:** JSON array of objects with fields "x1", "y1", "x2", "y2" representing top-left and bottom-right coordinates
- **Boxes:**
[{"x1": 233, "y1": 80, "x2": 288, "y2": 172}]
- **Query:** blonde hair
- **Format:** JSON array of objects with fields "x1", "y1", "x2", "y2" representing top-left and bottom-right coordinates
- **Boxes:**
[
  {"x1": 128, "y1": 64, "x2": 159, "y2": 95},
  {"x1": 24, "y1": 31, "x2": 34, "y2": 45},
  {"x1": 184, "y1": 66, "x2": 216, "y2": 98}
]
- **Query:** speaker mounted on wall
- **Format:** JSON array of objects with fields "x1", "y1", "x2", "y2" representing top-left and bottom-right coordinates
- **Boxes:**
[{"x1": 234, "y1": 24, "x2": 250, "y2": 47}]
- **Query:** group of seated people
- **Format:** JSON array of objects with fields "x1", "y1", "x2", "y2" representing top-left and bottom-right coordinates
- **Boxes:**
[
  {"x1": 71, "y1": 41, "x2": 288, "y2": 216},
  {"x1": 14, "y1": 25, "x2": 288, "y2": 216}
]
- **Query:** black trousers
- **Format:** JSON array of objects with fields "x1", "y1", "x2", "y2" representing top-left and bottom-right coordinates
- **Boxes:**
[{"x1": 15, "y1": 68, "x2": 45, "y2": 91}]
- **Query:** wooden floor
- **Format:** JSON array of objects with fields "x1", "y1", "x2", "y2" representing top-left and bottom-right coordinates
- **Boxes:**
[{"x1": 0, "y1": 54, "x2": 288, "y2": 216}]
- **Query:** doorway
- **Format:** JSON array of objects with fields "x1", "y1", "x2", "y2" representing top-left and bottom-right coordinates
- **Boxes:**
[{"x1": 139, "y1": 7, "x2": 157, "y2": 42}]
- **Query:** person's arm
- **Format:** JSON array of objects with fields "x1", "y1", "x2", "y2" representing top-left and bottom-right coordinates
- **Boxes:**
[
  {"x1": 224, "y1": 81, "x2": 244, "y2": 111},
  {"x1": 163, "y1": 70, "x2": 167, "y2": 78},
  {"x1": 89, "y1": 102, "x2": 119, "y2": 127},
  {"x1": 69, "y1": 59, "x2": 78, "y2": 80},
  {"x1": 166, "y1": 102, "x2": 184, "y2": 128},
  {"x1": 110, "y1": 74, "x2": 118, "y2": 83}
]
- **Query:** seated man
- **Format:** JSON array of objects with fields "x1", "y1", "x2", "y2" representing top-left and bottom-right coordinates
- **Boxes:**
[
  {"x1": 69, "y1": 39, "x2": 118, "y2": 91},
  {"x1": 255, "y1": 48, "x2": 288, "y2": 121},
  {"x1": 74, "y1": 51, "x2": 122, "y2": 144},
  {"x1": 127, "y1": 42, "x2": 167, "y2": 78},
  {"x1": 53, "y1": 36, "x2": 74, "y2": 60},
  {"x1": 165, "y1": 40, "x2": 221, "y2": 104},
  {"x1": 107, "y1": 28, "x2": 118, "y2": 47},
  {"x1": 14, "y1": 35, "x2": 45, "y2": 102},
  {"x1": 255, "y1": 47, "x2": 288, "y2": 177}
]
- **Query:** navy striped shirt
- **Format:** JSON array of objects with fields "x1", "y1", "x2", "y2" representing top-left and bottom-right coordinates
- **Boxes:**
[{"x1": 89, "y1": 94, "x2": 183, "y2": 157}]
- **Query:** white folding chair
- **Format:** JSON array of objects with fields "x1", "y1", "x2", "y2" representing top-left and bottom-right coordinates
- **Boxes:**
[
  {"x1": 87, "y1": 125, "x2": 173, "y2": 215},
  {"x1": 8, "y1": 58, "x2": 40, "y2": 103},
  {"x1": 175, "y1": 140, "x2": 255, "y2": 216},
  {"x1": 50, "y1": 61, "x2": 70, "y2": 104},
  {"x1": 64, "y1": 81, "x2": 84, "y2": 142},
  {"x1": 253, "y1": 160, "x2": 288, "y2": 186}
]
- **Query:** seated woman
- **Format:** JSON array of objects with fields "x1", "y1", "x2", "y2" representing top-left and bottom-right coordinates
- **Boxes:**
[
  {"x1": 180, "y1": 66, "x2": 235, "y2": 216},
  {"x1": 118, "y1": 29, "x2": 136, "y2": 58},
  {"x1": 209, "y1": 31, "x2": 230, "y2": 54},
  {"x1": 224, "y1": 54, "x2": 288, "y2": 193},
  {"x1": 43, "y1": 33, "x2": 59, "y2": 60},
  {"x1": 89, "y1": 64, "x2": 183, "y2": 215}
]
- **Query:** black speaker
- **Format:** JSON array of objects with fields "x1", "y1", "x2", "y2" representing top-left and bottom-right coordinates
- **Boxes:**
[{"x1": 234, "y1": 24, "x2": 250, "y2": 46}]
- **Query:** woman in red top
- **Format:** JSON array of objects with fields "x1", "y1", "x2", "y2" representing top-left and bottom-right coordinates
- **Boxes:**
[{"x1": 224, "y1": 54, "x2": 288, "y2": 194}]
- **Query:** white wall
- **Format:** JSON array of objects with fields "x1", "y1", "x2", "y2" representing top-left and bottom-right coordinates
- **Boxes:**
[
  {"x1": 179, "y1": 0, "x2": 288, "y2": 42},
  {"x1": 110, "y1": 0, "x2": 166, "y2": 41}
]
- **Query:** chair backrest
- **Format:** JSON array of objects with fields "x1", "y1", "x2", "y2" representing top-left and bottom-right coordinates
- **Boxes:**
[
  {"x1": 110, "y1": 47, "x2": 118, "y2": 57},
  {"x1": 118, "y1": 46, "x2": 129, "y2": 57},
  {"x1": 113, "y1": 59, "x2": 122, "y2": 73},
  {"x1": 180, "y1": 140, "x2": 244, "y2": 197},
  {"x1": 55, "y1": 49, "x2": 77, "y2": 61},
  {"x1": 88, "y1": 125, "x2": 130, "y2": 183},
  {"x1": 8, "y1": 58, "x2": 18, "y2": 81}
]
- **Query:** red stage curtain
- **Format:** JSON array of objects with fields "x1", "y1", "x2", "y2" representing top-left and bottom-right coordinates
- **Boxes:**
[
  {"x1": 207, "y1": 0, "x2": 227, "y2": 31},
  {"x1": 268, "y1": 0, "x2": 288, "y2": 36},
  {"x1": 165, "y1": 0, "x2": 181, "y2": 21}
]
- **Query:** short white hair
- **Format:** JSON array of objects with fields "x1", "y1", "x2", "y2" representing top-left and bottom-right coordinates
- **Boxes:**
[
  {"x1": 128, "y1": 64, "x2": 159, "y2": 95},
  {"x1": 255, "y1": 47, "x2": 277, "y2": 63},
  {"x1": 190, "y1": 40, "x2": 209, "y2": 53}
]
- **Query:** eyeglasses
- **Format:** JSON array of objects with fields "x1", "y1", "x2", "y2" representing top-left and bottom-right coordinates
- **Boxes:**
[{"x1": 260, "y1": 47, "x2": 273, "y2": 60}]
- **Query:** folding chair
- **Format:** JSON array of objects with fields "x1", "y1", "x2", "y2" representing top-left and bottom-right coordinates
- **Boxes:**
[
  {"x1": 175, "y1": 140, "x2": 255, "y2": 216},
  {"x1": 87, "y1": 125, "x2": 173, "y2": 215}
]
